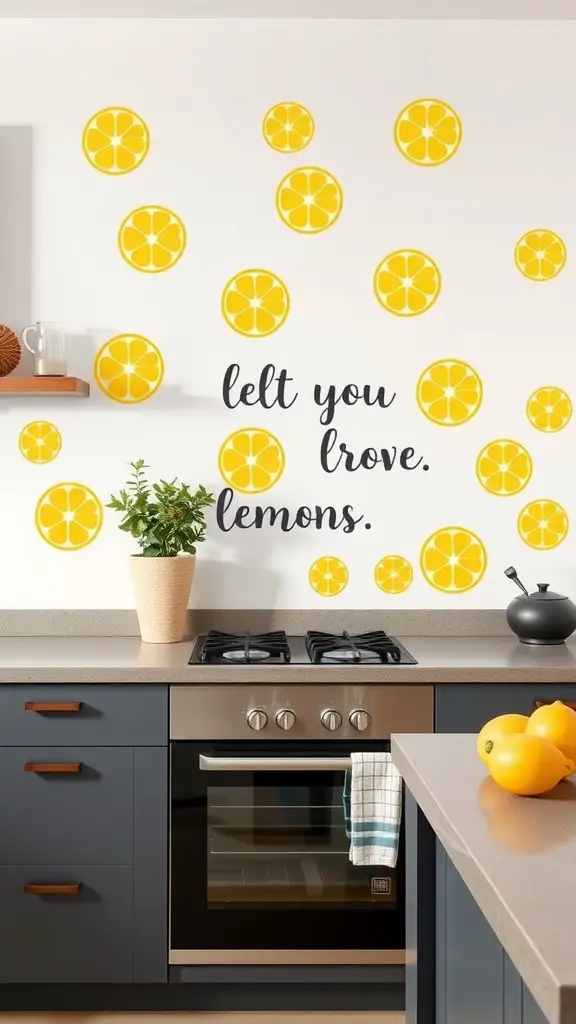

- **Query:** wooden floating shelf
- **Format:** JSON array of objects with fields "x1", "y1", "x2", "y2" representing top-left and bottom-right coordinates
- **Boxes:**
[{"x1": 0, "y1": 376, "x2": 90, "y2": 397}]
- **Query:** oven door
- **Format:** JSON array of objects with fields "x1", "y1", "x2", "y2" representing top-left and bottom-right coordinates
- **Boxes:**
[{"x1": 170, "y1": 740, "x2": 405, "y2": 965}]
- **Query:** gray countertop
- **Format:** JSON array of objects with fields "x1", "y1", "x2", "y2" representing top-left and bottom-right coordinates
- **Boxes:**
[
  {"x1": 392, "y1": 732, "x2": 576, "y2": 1024},
  {"x1": 0, "y1": 634, "x2": 575, "y2": 683}
]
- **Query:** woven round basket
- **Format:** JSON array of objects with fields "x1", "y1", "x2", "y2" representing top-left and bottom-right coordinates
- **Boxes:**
[{"x1": 0, "y1": 325, "x2": 21, "y2": 377}]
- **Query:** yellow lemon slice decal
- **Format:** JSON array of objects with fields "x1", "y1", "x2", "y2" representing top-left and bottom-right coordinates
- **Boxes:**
[
  {"x1": 276, "y1": 166, "x2": 342, "y2": 234},
  {"x1": 118, "y1": 205, "x2": 186, "y2": 273},
  {"x1": 421, "y1": 527, "x2": 487, "y2": 593},
  {"x1": 36, "y1": 483, "x2": 103, "y2": 551},
  {"x1": 94, "y1": 334, "x2": 164, "y2": 404},
  {"x1": 514, "y1": 230, "x2": 566, "y2": 281},
  {"x1": 394, "y1": 98, "x2": 462, "y2": 167},
  {"x1": 218, "y1": 428, "x2": 285, "y2": 494},
  {"x1": 518, "y1": 499, "x2": 568, "y2": 550},
  {"x1": 374, "y1": 250, "x2": 441, "y2": 317},
  {"x1": 417, "y1": 358, "x2": 482, "y2": 426},
  {"x1": 309, "y1": 556, "x2": 349, "y2": 597},
  {"x1": 82, "y1": 106, "x2": 149, "y2": 175},
  {"x1": 476, "y1": 439, "x2": 532, "y2": 497},
  {"x1": 19, "y1": 421, "x2": 62, "y2": 464},
  {"x1": 374, "y1": 555, "x2": 413, "y2": 595},
  {"x1": 222, "y1": 270, "x2": 290, "y2": 337},
  {"x1": 527, "y1": 386, "x2": 572, "y2": 432},
  {"x1": 263, "y1": 102, "x2": 314, "y2": 153}
]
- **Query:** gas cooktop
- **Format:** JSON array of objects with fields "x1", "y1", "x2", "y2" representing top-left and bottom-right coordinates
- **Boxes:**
[{"x1": 189, "y1": 630, "x2": 417, "y2": 666}]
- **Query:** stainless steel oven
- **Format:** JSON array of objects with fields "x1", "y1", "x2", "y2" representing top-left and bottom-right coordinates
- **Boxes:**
[{"x1": 169, "y1": 684, "x2": 433, "y2": 966}]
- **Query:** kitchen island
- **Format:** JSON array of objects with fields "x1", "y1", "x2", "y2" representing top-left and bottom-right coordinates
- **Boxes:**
[{"x1": 392, "y1": 732, "x2": 576, "y2": 1024}]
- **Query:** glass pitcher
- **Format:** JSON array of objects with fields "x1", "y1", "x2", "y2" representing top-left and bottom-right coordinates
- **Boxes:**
[{"x1": 22, "y1": 321, "x2": 67, "y2": 377}]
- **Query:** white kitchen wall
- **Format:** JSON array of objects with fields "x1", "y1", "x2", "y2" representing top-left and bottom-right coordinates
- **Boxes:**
[{"x1": 0, "y1": 17, "x2": 574, "y2": 610}]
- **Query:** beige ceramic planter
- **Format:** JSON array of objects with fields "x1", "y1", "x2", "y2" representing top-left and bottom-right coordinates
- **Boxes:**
[{"x1": 131, "y1": 554, "x2": 195, "y2": 644}]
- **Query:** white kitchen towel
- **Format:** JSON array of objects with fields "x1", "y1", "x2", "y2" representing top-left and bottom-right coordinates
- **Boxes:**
[{"x1": 347, "y1": 752, "x2": 402, "y2": 867}]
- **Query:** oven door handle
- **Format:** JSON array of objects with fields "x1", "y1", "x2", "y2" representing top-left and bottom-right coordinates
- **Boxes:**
[{"x1": 199, "y1": 755, "x2": 352, "y2": 772}]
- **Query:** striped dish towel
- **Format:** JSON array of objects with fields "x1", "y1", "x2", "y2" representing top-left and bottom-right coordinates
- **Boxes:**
[{"x1": 343, "y1": 752, "x2": 402, "y2": 867}]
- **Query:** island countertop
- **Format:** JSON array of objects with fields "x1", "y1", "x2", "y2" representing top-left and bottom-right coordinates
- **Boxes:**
[
  {"x1": 392, "y1": 732, "x2": 576, "y2": 1024},
  {"x1": 0, "y1": 634, "x2": 575, "y2": 683}
]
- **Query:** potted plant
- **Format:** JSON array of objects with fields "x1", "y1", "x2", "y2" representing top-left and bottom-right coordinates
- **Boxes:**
[{"x1": 107, "y1": 460, "x2": 215, "y2": 644}]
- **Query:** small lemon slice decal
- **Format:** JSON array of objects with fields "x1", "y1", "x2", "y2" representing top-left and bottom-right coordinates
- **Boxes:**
[
  {"x1": 514, "y1": 230, "x2": 566, "y2": 281},
  {"x1": 82, "y1": 106, "x2": 149, "y2": 175},
  {"x1": 118, "y1": 205, "x2": 186, "y2": 273},
  {"x1": 19, "y1": 421, "x2": 62, "y2": 464},
  {"x1": 218, "y1": 428, "x2": 285, "y2": 494},
  {"x1": 222, "y1": 269, "x2": 290, "y2": 337},
  {"x1": 36, "y1": 483, "x2": 103, "y2": 551},
  {"x1": 476, "y1": 439, "x2": 532, "y2": 497},
  {"x1": 417, "y1": 358, "x2": 482, "y2": 426},
  {"x1": 518, "y1": 499, "x2": 569, "y2": 550},
  {"x1": 394, "y1": 98, "x2": 462, "y2": 167},
  {"x1": 263, "y1": 102, "x2": 314, "y2": 153},
  {"x1": 375, "y1": 555, "x2": 413, "y2": 595},
  {"x1": 374, "y1": 250, "x2": 441, "y2": 316},
  {"x1": 527, "y1": 386, "x2": 572, "y2": 433},
  {"x1": 309, "y1": 556, "x2": 349, "y2": 597},
  {"x1": 94, "y1": 334, "x2": 164, "y2": 404},
  {"x1": 421, "y1": 527, "x2": 487, "y2": 593},
  {"x1": 276, "y1": 166, "x2": 342, "y2": 234}
]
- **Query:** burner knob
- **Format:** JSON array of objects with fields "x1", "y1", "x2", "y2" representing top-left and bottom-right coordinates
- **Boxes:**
[
  {"x1": 247, "y1": 709, "x2": 268, "y2": 732},
  {"x1": 349, "y1": 709, "x2": 371, "y2": 732},
  {"x1": 276, "y1": 709, "x2": 296, "y2": 731},
  {"x1": 321, "y1": 709, "x2": 342, "y2": 732}
]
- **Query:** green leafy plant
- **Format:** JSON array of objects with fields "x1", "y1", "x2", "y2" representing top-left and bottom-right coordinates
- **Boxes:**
[{"x1": 107, "y1": 459, "x2": 215, "y2": 557}]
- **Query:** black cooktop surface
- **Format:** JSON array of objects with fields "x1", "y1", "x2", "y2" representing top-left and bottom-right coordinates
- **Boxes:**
[{"x1": 189, "y1": 630, "x2": 417, "y2": 666}]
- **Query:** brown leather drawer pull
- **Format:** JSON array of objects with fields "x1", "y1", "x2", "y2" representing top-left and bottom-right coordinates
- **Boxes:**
[
  {"x1": 24, "y1": 883, "x2": 81, "y2": 896},
  {"x1": 24, "y1": 762, "x2": 82, "y2": 774},
  {"x1": 24, "y1": 701, "x2": 82, "y2": 713},
  {"x1": 534, "y1": 700, "x2": 576, "y2": 711}
]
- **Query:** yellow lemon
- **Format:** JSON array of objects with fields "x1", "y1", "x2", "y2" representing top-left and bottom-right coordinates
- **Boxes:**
[
  {"x1": 476, "y1": 439, "x2": 532, "y2": 497},
  {"x1": 82, "y1": 106, "x2": 149, "y2": 175},
  {"x1": 476, "y1": 713, "x2": 529, "y2": 768},
  {"x1": 276, "y1": 166, "x2": 342, "y2": 234},
  {"x1": 263, "y1": 102, "x2": 314, "y2": 153},
  {"x1": 222, "y1": 269, "x2": 290, "y2": 337},
  {"x1": 518, "y1": 499, "x2": 568, "y2": 550},
  {"x1": 18, "y1": 421, "x2": 62, "y2": 464},
  {"x1": 514, "y1": 229, "x2": 566, "y2": 281},
  {"x1": 309, "y1": 556, "x2": 349, "y2": 597},
  {"x1": 421, "y1": 527, "x2": 487, "y2": 593},
  {"x1": 218, "y1": 428, "x2": 285, "y2": 494},
  {"x1": 487, "y1": 733, "x2": 573, "y2": 797},
  {"x1": 394, "y1": 98, "x2": 462, "y2": 167},
  {"x1": 526, "y1": 701, "x2": 576, "y2": 762},
  {"x1": 374, "y1": 555, "x2": 413, "y2": 595},
  {"x1": 527, "y1": 386, "x2": 572, "y2": 433},
  {"x1": 374, "y1": 250, "x2": 441, "y2": 317},
  {"x1": 36, "y1": 483, "x2": 103, "y2": 551},
  {"x1": 94, "y1": 334, "x2": 164, "y2": 404},
  {"x1": 416, "y1": 358, "x2": 482, "y2": 426},
  {"x1": 118, "y1": 205, "x2": 186, "y2": 273}
]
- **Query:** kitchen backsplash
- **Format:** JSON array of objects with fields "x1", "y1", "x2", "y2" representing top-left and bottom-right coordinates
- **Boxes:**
[{"x1": 0, "y1": 17, "x2": 575, "y2": 609}]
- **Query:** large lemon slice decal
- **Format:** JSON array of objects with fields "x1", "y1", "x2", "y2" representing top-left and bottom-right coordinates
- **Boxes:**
[
  {"x1": 218, "y1": 428, "x2": 285, "y2": 494},
  {"x1": 421, "y1": 527, "x2": 487, "y2": 593},
  {"x1": 94, "y1": 334, "x2": 164, "y2": 404},
  {"x1": 36, "y1": 483, "x2": 103, "y2": 551},
  {"x1": 118, "y1": 205, "x2": 186, "y2": 273},
  {"x1": 276, "y1": 167, "x2": 342, "y2": 234},
  {"x1": 263, "y1": 102, "x2": 314, "y2": 153},
  {"x1": 82, "y1": 106, "x2": 149, "y2": 175},
  {"x1": 394, "y1": 98, "x2": 462, "y2": 166},
  {"x1": 309, "y1": 556, "x2": 349, "y2": 597}
]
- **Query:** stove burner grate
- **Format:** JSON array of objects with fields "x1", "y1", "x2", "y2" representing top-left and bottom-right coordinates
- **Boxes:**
[
  {"x1": 306, "y1": 630, "x2": 402, "y2": 665},
  {"x1": 199, "y1": 630, "x2": 291, "y2": 665}
]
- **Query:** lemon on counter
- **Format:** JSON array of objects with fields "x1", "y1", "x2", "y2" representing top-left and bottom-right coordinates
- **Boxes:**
[
  {"x1": 526, "y1": 700, "x2": 576, "y2": 762},
  {"x1": 487, "y1": 733, "x2": 573, "y2": 797},
  {"x1": 476, "y1": 713, "x2": 529, "y2": 767}
]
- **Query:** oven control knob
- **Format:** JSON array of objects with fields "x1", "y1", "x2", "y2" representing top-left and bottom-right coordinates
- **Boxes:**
[
  {"x1": 349, "y1": 709, "x2": 371, "y2": 732},
  {"x1": 321, "y1": 709, "x2": 342, "y2": 732},
  {"x1": 247, "y1": 709, "x2": 268, "y2": 731},
  {"x1": 276, "y1": 709, "x2": 296, "y2": 731}
]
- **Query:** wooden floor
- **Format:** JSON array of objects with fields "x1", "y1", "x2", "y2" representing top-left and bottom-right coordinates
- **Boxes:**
[{"x1": 0, "y1": 1015, "x2": 404, "y2": 1023}]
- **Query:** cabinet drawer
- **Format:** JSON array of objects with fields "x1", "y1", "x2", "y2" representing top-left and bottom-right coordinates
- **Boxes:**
[
  {"x1": 0, "y1": 747, "x2": 133, "y2": 865},
  {"x1": 0, "y1": 685, "x2": 167, "y2": 746},
  {"x1": 0, "y1": 864, "x2": 133, "y2": 982},
  {"x1": 436, "y1": 684, "x2": 576, "y2": 733}
]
